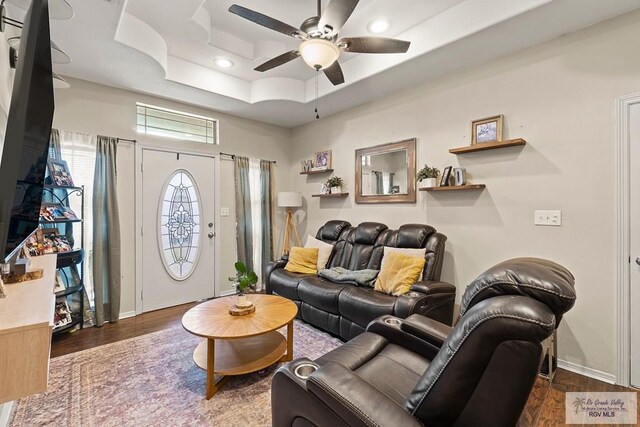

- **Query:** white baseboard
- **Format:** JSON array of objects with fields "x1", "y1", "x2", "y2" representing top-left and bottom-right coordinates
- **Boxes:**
[
  {"x1": 0, "y1": 401, "x2": 14, "y2": 427},
  {"x1": 558, "y1": 359, "x2": 617, "y2": 384},
  {"x1": 220, "y1": 289, "x2": 236, "y2": 297},
  {"x1": 119, "y1": 311, "x2": 136, "y2": 320}
]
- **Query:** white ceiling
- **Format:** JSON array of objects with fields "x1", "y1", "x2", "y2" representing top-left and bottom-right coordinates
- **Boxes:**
[{"x1": 9, "y1": 0, "x2": 640, "y2": 127}]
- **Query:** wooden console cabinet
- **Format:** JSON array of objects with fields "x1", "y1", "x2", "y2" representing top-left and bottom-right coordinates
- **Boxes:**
[{"x1": 0, "y1": 255, "x2": 57, "y2": 404}]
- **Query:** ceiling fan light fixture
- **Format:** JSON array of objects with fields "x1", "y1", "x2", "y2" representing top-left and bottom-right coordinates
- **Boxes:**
[
  {"x1": 367, "y1": 17, "x2": 390, "y2": 34},
  {"x1": 7, "y1": 36, "x2": 71, "y2": 64},
  {"x1": 299, "y1": 38, "x2": 340, "y2": 70},
  {"x1": 53, "y1": 72, "x2": 70, "y2": 89},
  {"x1": 213, "y1": 57, "x2": 234, "y2": 68}
]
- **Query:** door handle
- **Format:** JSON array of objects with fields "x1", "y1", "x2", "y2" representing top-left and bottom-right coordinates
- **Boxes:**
[
  {"x1": 636, "y1": 257, "x2": 640, "y2": 266},
  {"x1": 208, "y1": 232, "x2": 215, "y2": 239}
]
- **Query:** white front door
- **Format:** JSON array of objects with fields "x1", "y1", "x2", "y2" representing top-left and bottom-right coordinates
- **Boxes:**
[
  {"x1": 141, "y1": 149, "x2": 216, "y2": 312},
  {"x1": 630, "y1": 102, "x2": 640, "y2": 388}
]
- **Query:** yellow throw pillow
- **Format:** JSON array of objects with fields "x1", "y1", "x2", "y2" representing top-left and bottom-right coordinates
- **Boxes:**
[
  {"x1": 284, "y1": 247, "x2": 319, "y2": 274},
  {"x1": 374, "y1": 252, "x2": 426, "y2": 296}
]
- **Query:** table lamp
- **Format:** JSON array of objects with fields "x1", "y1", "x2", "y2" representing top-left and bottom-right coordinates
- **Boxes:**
[{"x1": 278, "y1": 191, "x2": 302, "y2": 255}]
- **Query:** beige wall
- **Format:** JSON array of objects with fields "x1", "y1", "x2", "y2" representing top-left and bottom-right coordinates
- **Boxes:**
[
  {"x1": 289, "y1": 11, "x2": 640, "y2": 377},
  {"x1": 52, "y1": 78, "x2": 292, "y2": 314}
]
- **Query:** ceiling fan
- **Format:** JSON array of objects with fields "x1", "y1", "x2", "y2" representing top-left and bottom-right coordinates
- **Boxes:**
[{"x1": 228, "y1": 0, "x2": 411, "y2": 86}]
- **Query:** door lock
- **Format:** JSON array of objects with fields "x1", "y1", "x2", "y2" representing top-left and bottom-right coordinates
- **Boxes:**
[
  {"x1": 208, "y1": 223, "x2": 213, "y2": 228},
  {"x1": 636, "y1": 257, "x2": 640, "y2": 266},
  {"x1": 208, "y1": 232, "x2": 215, "y2": 239}
]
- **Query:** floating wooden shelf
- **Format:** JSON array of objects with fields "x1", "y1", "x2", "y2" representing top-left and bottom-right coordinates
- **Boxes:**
[
  {"x1": 449, "y1": 138, "x2": 526, "y2": 154},
  {"x1": 312, "y1": 192, "x2": 349, "y2": 198},
  {"x1": 300, "y1": 169, "x2": 334, "y2": 175},
  {"x1": 420, "y1": 185, "x2": 486, "y2": 192}
]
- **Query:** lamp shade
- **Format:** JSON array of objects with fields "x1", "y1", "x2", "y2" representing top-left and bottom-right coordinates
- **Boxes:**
[
  {"x1": 278, "y1": 191, "x2": 302, "y2": 208},
  {"x1": 299, "y1": 39, "x2": 340, "y2": 70}
]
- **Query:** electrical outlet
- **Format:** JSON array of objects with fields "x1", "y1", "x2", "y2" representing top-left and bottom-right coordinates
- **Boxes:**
[
  {"x1": 534, "y1": 210, "x2": 562, "y2": 226},
  {"x1": 221, "y1": 207, "x2": 230, "y2": 217}
]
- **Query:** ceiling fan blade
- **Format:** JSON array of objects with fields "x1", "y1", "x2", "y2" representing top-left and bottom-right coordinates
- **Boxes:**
[
  {"x1": 255, "y1": 50, "x2": 301, "y2": 72},
  {"x1": 339, "y1": 37, "x2": 410, "y2": 54},
  {"x1": 229, "y1": 4, "x2": 305, "y2": 39},
  {"x1": 318, "y1": 0, "x2": 359, "y2": 35},
  {"x1": 323, "y1": 61, "x2": 345, "y2": 86}
]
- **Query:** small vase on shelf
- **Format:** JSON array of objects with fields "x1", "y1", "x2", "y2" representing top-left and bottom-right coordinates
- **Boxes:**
[
  {"x1": 417, "y1": 165, "x2": 440, "y2": 189},
  {"x1": 420, "y1": 178, "x2": 437, "y2": 189},
  {"x1": 325, "y1": 176, "x2": 344, "y2": 195}
]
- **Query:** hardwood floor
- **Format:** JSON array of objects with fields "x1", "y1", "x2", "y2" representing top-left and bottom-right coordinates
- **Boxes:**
[
  {"x1": 50, "y1": 302, "x2": 197, "y2": 358},
  {"x1": 51, "y1": 304, "x2": 639, "y2": 426}
]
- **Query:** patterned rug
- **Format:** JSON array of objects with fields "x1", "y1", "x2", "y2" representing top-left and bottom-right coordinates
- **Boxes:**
[{"x1": 10, "y1": 321, "x2": 342, "y2": 427}]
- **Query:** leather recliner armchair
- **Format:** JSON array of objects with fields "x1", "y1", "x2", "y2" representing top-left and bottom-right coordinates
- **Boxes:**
[{"x1": 271, "y1": 258, "x2": 576, "y2": 427}]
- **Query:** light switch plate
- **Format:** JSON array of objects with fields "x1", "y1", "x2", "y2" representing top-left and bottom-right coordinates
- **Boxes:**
[
  {"x1": 221, "y1": 207, "x2": 230, "y2": 217},
  {"x1": 534, "y1": 210, "x2": 562, "y2": 226}
]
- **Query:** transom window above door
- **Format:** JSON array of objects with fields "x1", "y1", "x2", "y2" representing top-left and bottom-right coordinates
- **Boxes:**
[{"x1": 136, "y1": 103, "x2": 219, "y2": 145}]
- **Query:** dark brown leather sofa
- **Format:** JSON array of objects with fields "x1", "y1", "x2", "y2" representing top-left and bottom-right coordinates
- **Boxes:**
[
  {"x1": 271, "y1": 258, "x2": 576, "y2": 427},
  {"x1": 265, "y1": 220, "x2": 455, "y2": 340}
]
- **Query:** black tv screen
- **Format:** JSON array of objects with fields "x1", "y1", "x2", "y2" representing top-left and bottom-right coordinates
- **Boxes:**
[{"x1": 0, "y1": 0, "x2": 54, "y2": 261}]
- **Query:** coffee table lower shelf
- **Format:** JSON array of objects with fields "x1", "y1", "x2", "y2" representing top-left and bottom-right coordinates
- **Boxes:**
[{"x1": 193, "y1": 330, "x2": 290, "y2": 399}]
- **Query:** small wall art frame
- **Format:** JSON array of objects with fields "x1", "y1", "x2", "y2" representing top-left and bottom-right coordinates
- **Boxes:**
[
  {"x1": 471, "y1": 114, "x2": 503, "y2": 145},
  {"x1": 440, "y1": 166, "x2": 452, "y2": 187},
  {"x1": 313, "y1": 150, "x2": 332, "y2": 170}
]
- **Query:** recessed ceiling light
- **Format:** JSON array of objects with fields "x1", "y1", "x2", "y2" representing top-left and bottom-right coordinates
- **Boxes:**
[
  {"x1": 367, "y1": 18, "x2": 391, "y2": 34},
  {"x1": 214, "y1": 57, "x2": 234, "y2": 68}
]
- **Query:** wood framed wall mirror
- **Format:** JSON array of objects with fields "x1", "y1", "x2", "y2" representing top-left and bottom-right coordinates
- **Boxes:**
[{"x1": 355, "y1": 138, "x2": 416, "y2": 204}]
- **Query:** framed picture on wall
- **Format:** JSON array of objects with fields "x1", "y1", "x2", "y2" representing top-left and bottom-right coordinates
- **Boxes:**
[
  {"x1": 471, "y1": 115, "x2": 503, "y2": 145},
  {"x1": 314, "y1": 150, "x2": 332, "y2": 170}
]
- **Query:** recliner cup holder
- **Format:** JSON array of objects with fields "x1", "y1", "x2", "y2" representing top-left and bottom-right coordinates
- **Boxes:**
[
  {"x1": 294, "y1": 363, "x2": 318, "y2": 379},
  {"x1": 384, "y1": 318, "x2": 403, "y2": 326}
]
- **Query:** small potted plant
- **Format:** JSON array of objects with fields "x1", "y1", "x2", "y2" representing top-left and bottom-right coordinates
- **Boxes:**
[
  {"x1": 417, "y1": 165, "x2": 440, "y2": 189},
  {"x1": 326, "y1": 176, "x2": 344, "y2": 194},
  {"x1": 228, "y1": 261, "x2": 258, "y2": 307}
]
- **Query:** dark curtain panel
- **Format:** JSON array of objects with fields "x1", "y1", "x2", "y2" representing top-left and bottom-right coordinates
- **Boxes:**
[
  {"x1": 234, "y1": 156, "x2": 253, "y2": 272},
  {"x1": 93, "y1": 135, "x2": 121, "y2": 325},
  {"x1": 259, "y1": 160, "x2": 274, "y2": 282},
  {"x1": 373, "y1": 171, "x2": 383, "y2": 194}
]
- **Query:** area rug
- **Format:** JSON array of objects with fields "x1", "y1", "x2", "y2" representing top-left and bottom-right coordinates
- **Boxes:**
[{"x1": 10, "y1": 320, "x2": 342, "y2": 427}]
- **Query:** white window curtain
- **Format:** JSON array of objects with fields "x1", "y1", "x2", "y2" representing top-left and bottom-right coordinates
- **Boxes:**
[
  {"x1": 248, "y1": 158, "x2": 263, "y2": 290},
  {"x1": 59, "y1": 131, "x2": 97, "y2": 305}
]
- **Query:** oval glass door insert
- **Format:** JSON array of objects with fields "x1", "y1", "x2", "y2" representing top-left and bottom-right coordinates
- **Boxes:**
[{"x1": 159, "y1": 170, "x2": 201, "y2": 280}]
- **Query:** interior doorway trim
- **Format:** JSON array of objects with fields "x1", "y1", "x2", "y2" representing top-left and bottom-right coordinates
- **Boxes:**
[{"x1": 614, "y1": 93, "x2": 640, "y2": 387}]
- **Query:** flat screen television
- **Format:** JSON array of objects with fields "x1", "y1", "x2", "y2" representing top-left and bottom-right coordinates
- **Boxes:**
[{"x1": 0, "y1": 0, "x2": 54, "y2": 262}]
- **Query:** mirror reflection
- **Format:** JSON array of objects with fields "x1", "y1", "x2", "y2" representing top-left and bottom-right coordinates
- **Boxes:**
[{"x1": 360, "y1": 150, "x2": 408, "y2": 195}]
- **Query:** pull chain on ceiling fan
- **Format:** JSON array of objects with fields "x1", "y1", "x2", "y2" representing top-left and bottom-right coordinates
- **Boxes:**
[{"x1": 228, "y1": 0, "x2": 411, "y2": 87}]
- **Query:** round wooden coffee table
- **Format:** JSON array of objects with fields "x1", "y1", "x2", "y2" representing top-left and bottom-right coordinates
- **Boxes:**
[{"x1": 182, "y1": 294, "x2": 298, "y2": 399}]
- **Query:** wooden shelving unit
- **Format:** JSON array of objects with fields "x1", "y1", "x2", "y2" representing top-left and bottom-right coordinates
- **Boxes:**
[
  {"x1": 420, "y1": 185, "x2": 486, "y2": 192},
  {"x1": 449, "y1": 138, "x2": 526, "y2": 154},
  {"x1": 300, "y1": 168, "x2": 334, "y2": 175},
  {"x1": 312, "y1": 192, "x2": 349, "y2": 198}
]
